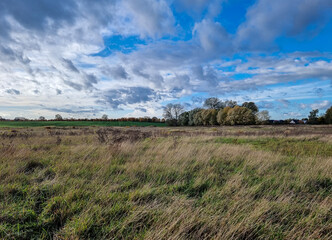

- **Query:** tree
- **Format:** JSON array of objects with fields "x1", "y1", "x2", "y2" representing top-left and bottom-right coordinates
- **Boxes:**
[
  {"x1": 325, "y1": 106, "x2": 332, "y2": 124},
  {"x1": 308, "y1": 109, "x2": 319, "y2": 124},
  {"x1": 188, "y1": 108, "x2": 202, "y2": 126},
  {"x1": 193, "y1": 110, "x2": 204, "y2": 126},
  {"x1": 178, "y1": 112, "x2": 189, "y2": 126},
  {"x1": 102, "y1": 114, "x2": 108, "y2": 120},
  {"x1": 242, "y1": 102, "x2": 259, "y2": 114},
  {"x1": 201, "y1": 109, "x2": 217, "y2": 125},
  {"x1": 225, "y1": 100, "x2": 238, "y2": 108},
  {"x1": 217, "y1": 107, "x2": 231, "y2": 125},
  {"x1": 55, "y1": 114, "x2": 63, "y2": 121},
  {"x1": 39, "y1": 116, "x2": 46, "y2": 121},
  {"x1": 204, "y1": 97, "x2": 224, "y2": 110},
  {"x1": 163, "y1": 103, "x2": 184, "y2": 125},
  {"x1": 256, "y1": 110, "x2": 270, "y2": 123},
  {"x1": 224, "y1": 106, "x2": 256, "y2": 125}
]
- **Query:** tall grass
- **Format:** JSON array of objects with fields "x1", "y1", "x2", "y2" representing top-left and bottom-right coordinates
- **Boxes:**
[{"x1": 0, "y1": 126, "x2": 331, "y2": 239}]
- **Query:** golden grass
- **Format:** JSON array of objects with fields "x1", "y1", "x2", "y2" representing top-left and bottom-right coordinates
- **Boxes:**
[{"x1": 0, "y1": 126, "x2": 331, "y2": 239}]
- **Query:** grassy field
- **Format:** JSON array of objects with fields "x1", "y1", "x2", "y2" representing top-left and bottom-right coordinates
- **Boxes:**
[
  {"x1": 0, "y1": 121, "x2": 166, "y2": 128},
  {"x1": 0, "y1": 125, "x2": 331, "y2": 239}
]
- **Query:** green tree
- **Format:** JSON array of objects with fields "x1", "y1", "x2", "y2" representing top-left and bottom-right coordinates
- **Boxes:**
[
  {"x1": 178, "y1": 112, "x2": 189, "y2": 126},
  {"x1": 217, "y1": 107, "x2": 231, "y2": 125},
  {"x1": 242, "y1": 102, "x2": 259, "y2": 114},
  {"x1": 308, "y1": 109, "x2": 319, "y2": 124},
  {"x1": 325, "y1": 106, "x2": 332, "y2": 124},
  {"x1": 193, "y1": 109, "x2": 204, "y2": 126},
  {"x1": 225, "y1": 106, "x2": 256, "y2": 125},
  {"x1": 201, "y1": 109, "x2": 217, "y2": 126},
  {"x1": 188, "y1": 108, "x2": 202, "y2": 126}
]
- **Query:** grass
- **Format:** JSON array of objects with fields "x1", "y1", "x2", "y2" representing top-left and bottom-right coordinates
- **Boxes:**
[
  {"x1": 0, "y1": 121, "x2": 166, "y2": 128},
  {"x1": 0, "y1": 126, "x2": 331, "y2": 239}
]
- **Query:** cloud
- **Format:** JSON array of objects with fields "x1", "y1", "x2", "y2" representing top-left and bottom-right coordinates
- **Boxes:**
[
  {"x1": 123, "y1": 0, "x2": 175, "y2": 38},
  {"x1": 62, "y1": 58, "x2": 79, "y2": 73},
  {"x1": 236, "y1": 0, "x2": 332, "y2": 49},
  {"x1": 193, "y1": 19, "x2": 232, "y2": 56},
  {"x1": 0, "y1": 0, "x2": 331, "y2": 120},
  {"x1": 0, "y1": 0, "x2": 77, "y2": 38},
  {"x1": 105, "y1": 65, "x2": 129, "y2": 80},
  {"x1": 174, "y1": 0, "x2": 224, "y2": 18},
  {"x1": 6, "y1": 89, "x2": 21, "y2": 95},
  {"x1": 101, "y1": 87, "x2": 156, "y2": 109},
  {"x1": 277, "y1": 99, "x2": 291, "y2": 107},
  {"x1": 310, "y1": 100, "x2": 331, "y2": 110}
]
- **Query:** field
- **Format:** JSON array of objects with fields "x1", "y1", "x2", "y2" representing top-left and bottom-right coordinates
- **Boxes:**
[
  {"x1": 0, "y1": 125, "x2": 331, "y2": 239},
  {"x1": 0, "y1": 121, "x2": 166, "y2": 128}
]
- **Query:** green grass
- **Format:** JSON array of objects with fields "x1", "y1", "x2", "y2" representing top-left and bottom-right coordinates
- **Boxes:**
[
  {"x1": 0, "y1": 127, "x2": 331, "y2": 239},
  {"x1": 0, "y1": 121, "x2": 166, "y2": 128},
  {"x1": 215, "y1": 137, "x2": 332, "y2": 157}
]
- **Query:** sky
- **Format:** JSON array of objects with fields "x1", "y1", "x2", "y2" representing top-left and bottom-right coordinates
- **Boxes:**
[{"x1": 0, "y1": 0, "x2": 332, "y2": 120}]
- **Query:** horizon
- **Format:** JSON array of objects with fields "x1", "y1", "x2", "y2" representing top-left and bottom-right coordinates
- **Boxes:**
[{"x1": 0, "y1": 0, "x2": 332, "y2": 120}]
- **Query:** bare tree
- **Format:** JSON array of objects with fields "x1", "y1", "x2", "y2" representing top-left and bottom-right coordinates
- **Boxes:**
[
  {"x1": 257, "y1": 110, "x2": 270, "y2": 122},
  {"x1": 225, "y1": 100, "x2": 238, "y2": 108},
  {"x1": 55, "y1": 114, "x2": 63, "y2": 120},
  {"x1": 102, "y1": 114, "x2": 108, "y2": 120},
  {"x1": 39, "y1": 116, "x2": 46, "y2": 121},
  {"x1": 163, "y1": 104, "x2": 184, "y2": 125}
]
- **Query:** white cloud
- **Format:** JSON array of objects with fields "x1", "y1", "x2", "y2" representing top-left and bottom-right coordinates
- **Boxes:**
[{"x1": 310, "y1": 100, "x2": 331, "y2": 110}]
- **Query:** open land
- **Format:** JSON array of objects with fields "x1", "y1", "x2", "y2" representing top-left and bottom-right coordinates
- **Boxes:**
[{"x1": 0, "y1": 125, "x2": 331, "y2": 239}]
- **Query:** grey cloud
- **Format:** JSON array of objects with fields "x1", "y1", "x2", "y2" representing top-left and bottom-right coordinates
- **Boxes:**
[
  {"x1": 0, "y1": 45, "x2": 30, "y2": 65},
  {"x1": 62, "y1": 58, "x2": 79, "y2": 73},
  {"x1": 105, "y1": 65, "x2": 129, "y2": 80},
  {"x1": 0, "y1": 0, "x2": 77, "y2": 38},
  {"x1": 124, "y1": 0, "x2": 175, "y2": 37},
  {"x1": 136, "y1": 107, "x2": 147, "y2": 113},
  {"x1": 63, "y1": 80, "x2": 83, "y2": 91},
  {"x1": 102, "y1": 87, "x2": 155, "y2": 109},
  {"x1": 237, "y1": 0, "x2": 332, "y2": 49},
  {"x1": 193, "y1": 19, "x2": 232, "y2": 56},
  {"x1": 6, "y1": 89, "x2": 21, "y2": 95},
  {"x1": 45, "y1": 107, "x2": 100, "y2": 114}
]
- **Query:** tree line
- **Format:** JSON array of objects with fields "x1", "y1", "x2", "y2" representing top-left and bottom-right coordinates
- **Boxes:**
[{"x1": 163, "y1": 97, "x2": 332, "y2": 126}]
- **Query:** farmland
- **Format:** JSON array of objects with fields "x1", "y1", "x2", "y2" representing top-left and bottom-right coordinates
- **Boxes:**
[{"x1": 0, "y1": 125, "x2": 331, "y2": 239}]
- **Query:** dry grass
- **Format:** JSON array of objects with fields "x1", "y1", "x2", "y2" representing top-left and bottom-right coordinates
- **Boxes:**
[{"x1": 0, "y1": 126, "x2": 331, "y2": 239}]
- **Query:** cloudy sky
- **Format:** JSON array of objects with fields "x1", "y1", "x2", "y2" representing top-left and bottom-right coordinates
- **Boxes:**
[{"x1": 0, "y1": 0, "x2": 332, "y2": 119}]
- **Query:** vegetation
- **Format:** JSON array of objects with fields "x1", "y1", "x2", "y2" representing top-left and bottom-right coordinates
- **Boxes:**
[
  {"x1": 164, "y1": 98, "x2": 332, "y2": 126},
  {"x1": 0, "y1": 121, "x2": 166, "y2": 128},
  {"x1": 0, "y1": 125, "x2": 331, "y2": 239}
]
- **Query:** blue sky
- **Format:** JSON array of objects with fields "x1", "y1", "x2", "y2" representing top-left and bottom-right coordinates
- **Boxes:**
[{"x1": 0, "y1": 0, "x2": 331, "y2": 119}]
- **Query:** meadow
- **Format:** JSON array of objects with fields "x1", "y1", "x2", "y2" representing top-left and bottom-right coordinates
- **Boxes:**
[
  {"x1": 0, "y1": 125, "x2": 331, "y2": 239},
  {"x1": 0, "y1": 121, "x2": 166, "y2": 128}
]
